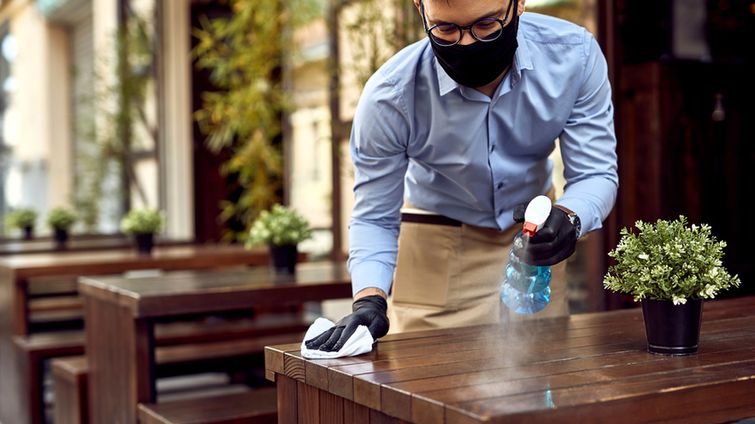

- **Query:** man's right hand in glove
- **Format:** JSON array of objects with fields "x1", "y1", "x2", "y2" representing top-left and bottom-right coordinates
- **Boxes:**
[{"x1": 304, "y1": 289, "x2": 389, "y2": 352}]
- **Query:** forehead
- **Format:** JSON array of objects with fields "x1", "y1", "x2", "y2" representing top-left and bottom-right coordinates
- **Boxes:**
[{"x1": 423, "y1": 0, "x2": 507, "y2": 24}]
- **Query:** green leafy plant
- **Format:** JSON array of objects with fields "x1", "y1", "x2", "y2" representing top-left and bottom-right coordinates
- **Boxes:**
[
  {"x1": 247, "y1": 204, "x2": 313, "y2": 246},
  {"x1": 5, "y1": 208, "x2": 38, "y2": 230},
  {"x1": 120, "y1": 209, "x2": 164, "y2": 235},
  {"x1": 604, "y1": 216, "x2": 741, "y2": 305},
  {"x1": 47, "y1": 207, "x2": 78, "y2": 230},
  {"x1": 192, "y1": 0, "x2": 321, "y2": 241}
]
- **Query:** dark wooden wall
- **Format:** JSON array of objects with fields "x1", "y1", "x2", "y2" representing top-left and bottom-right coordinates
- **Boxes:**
[{"x1": 601, "y1": 0, "x2": 755, "y2": 309}]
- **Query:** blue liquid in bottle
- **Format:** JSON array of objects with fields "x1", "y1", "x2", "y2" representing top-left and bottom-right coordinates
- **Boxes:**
[{"x1": 500, "y1": 233, "x2": 552, "y2": 314}]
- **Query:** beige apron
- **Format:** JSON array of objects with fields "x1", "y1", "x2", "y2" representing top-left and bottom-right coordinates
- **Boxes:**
[{"x1": 387, "y1": 199, "x2": 569, "y2": 334}]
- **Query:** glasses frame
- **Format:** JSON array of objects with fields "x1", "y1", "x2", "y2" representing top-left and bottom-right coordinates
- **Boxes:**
[{"x1": 420, "y1": 0, "x2": 515, "y2": 47}]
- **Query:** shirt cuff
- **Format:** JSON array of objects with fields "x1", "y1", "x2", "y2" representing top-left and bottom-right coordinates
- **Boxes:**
[
  {"x1": 349, "y1": 260, "x2": 394, "y2": 297},
  {"x1": 554, "y1": 198, "x2": 597, "y2": 238}
]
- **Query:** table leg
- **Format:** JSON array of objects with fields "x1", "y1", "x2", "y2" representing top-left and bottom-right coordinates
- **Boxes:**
[{"x1": 85, "y1": 295, "x2": 155, "y2": 424}]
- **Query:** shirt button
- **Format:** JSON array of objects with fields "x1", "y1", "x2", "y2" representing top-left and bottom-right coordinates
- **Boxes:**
[
  {"x1": 496, "y1": 182, "x2": 503, "y2": 190},
  {"x1": 490, "y1": 145, "x2": 495, "y2": 152},
  {"x1": 498, "y1": 208, "x2": 504, "y2": 216}
]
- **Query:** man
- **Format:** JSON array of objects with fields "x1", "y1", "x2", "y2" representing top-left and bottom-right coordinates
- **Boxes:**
[{"x1": 306, "y1": 0, "x2": 618, "y2": 352}]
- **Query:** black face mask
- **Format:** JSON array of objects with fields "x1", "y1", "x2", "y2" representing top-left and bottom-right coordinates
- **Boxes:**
[{"x1": 428, "y1": 2, "x2": 520, "y2": 88}]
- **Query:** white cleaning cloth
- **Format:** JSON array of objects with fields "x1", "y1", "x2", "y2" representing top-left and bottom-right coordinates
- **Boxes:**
[{"x1": 300, "y1": 317, "x2": 374, "y2": 359}]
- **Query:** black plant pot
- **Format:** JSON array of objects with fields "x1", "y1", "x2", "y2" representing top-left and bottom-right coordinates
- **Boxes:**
[
  {"x1": 53, "y1": 228, "x2": 69, "y2": 248},
  {"x1": 642, "y1": 298, "x2": 703, "y2": 355},
  {"x1": 269, "y1": 244, "x2": 298, "y2": 275},
  {"x1": 23, "y1": 225, "x2": 33, "y2": 240},
  {"x1": 135, "y1": 233, "x2": 155, "y2": 256}
]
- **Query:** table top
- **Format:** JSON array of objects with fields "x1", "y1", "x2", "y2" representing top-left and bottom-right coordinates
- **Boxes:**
[
  {"x1": 0, "y1": 244, "x2": 272, "y2": 278},
  {"x1": 79, "y1": 260, "x2": 352, "y2": 318},
  {"x1": 266, "y1": 296, "x2": 755, "y2": 423},
  {"x1": 0, "y1": 236, "x2": 192, "y2": 256}
]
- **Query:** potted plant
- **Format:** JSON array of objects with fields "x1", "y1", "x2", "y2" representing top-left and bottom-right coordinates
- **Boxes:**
[
  {"x1": 604, "y1": 216, "x2": 741, "y2": 355},
  {"x1": 247, "y1": 204, "x2": 312, "y2": 274},
  {"x1": 5, "y1": 208, "x2": 38, "y2": 240},
  {"x1": 47, "y1": 207, "x2": 78, "y2": 247},
  {"x1": 120, "y1": 209, "x2": 164, "y2": 255}
]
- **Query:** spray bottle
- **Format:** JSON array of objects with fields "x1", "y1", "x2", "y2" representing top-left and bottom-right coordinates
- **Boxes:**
[{"x1": 500, "y1": 195, "x2": 553, "y2": 314}]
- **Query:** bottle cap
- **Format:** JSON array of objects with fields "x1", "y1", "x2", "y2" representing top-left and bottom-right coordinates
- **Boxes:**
[{"x1": 522, "y1": 195, "x2": 552, "y2": 237}]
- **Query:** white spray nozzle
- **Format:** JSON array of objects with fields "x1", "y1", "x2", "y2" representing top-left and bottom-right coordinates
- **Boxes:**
[{"x1": 522, "y1": 195, "x2": 552, "y2": 237}]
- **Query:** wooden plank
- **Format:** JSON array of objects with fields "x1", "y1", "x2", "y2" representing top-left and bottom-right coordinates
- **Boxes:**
[
  {"x1": 306, "y1": 360, "x2": 330, "y2": 390},
  {"x1": 451, "y1": 358, "x2": 755, "y2": 422},
  {"x1": 85, "y1": 296, "x2": 155, "y2": 424},
  {"x1": 422, "y1": 346, "x2": 755, "y2": 414},
  {"x1": 391, "y1": 328, "x2": 755, "y2": 397},
  {"x1": 297, "y1": 380, "x2": 320, "y2": 424},
  {"x1": 412, "y1": 396, "x2": 444, "y2": 424},
  {"x1": 328, "y1": 367, "x2": 354, "y2": 400},
  {"x1": 2, "y1": 245, "x2": 271, "y2": 279},
  {"x1": 344, "y1": 399, "x2": 370, "y2": 423},
  {"x1": 278, "y1": 375, "x2": 299, "y2": 424},
  {"x1": 265, "y1": 346, "x2": 285, "y2": 375},
  {"x1": 137, "y1": 389, "x2": 277, "y2": 424},
  {"x1": 354, "y1": 375, "x2": 382, "y2": 411},
  {"x1": 319, "y1": 390, "x2": 344, "y2": 424},
  {"x1": 381, "y1": 385, "x2": 412, "y2": 422},
  {"x1": 78, "y1": 261, "x2": 351, "y2": 318},
  {"x1": 286, "y1": 352, "x2": 307, "y2": 382}
]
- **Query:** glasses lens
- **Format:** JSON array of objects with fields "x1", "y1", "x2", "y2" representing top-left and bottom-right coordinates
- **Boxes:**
[
  {"x1": 472, "y1": 18, "x2": 503, "y2": 41},
  {"x1": 430, "y1": 24, "x2": 460, "y2": 46}
]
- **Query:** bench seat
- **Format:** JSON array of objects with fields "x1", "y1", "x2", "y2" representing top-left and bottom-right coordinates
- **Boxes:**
[{"x1": 138, "y1": 389, "x2": 277, "y2": 424}]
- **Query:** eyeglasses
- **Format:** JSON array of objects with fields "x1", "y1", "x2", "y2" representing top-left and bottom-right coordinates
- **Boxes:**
[{"x1": 420, "y1": 0, "x2": 514, "y2": 47}]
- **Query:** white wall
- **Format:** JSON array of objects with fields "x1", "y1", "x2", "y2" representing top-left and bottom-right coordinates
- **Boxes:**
[{"x1": 159, "y1": 0, "x2": 194, "y2": 239}]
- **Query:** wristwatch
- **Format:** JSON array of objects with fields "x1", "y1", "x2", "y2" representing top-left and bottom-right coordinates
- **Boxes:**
[{"x1": 554, "y1": 204, "x2": 581, "y2": 239}]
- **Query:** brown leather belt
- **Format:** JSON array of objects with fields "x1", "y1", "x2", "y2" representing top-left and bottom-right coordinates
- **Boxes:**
[{"x1": 400, "y1": 212, "x2": 462, "y2": 227}]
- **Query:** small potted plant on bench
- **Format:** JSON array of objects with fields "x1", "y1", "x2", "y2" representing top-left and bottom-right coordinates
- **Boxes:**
[
  {"x1": 120, "y1": 209, "x2": 164, "y2": 255},
  {"x1": 47, "y1": 207, "x2": 78, "y2": 248},
  {"x1": 247, "y1": 204, "x2": 312, "y2": 274},
  {"x1": 5, "y1": 208, "x2": 38, "y2": 240},
  {"x1": 604, "y1": 216, "x2": 741, "y2": 355}
]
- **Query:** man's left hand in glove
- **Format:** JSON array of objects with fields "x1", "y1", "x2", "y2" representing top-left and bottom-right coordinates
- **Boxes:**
[{"x1": 513, "y1": 203, "x2": 580, "y2": 266}]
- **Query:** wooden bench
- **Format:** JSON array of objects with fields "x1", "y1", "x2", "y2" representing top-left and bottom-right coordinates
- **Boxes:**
[
  {"x1": 28, "y1": 295, "x2": 83, "y2": 332},
  {"x1": 20, "y1": 313, "x2": 312, "y2": 424},
  {"x1": 138, "y1": 389, "x2": 277, "y2": 424},
  {"x1": 51, "y1": 356, "x2": 89, "y2": 424}
]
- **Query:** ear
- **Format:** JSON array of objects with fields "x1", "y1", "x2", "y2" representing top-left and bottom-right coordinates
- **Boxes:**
[
  {"x1": 413, "y1": 0, "x2": 421, "y2": 12},
  {"x1": 518, "y1": 0, "x2": 526, "y2": 15}
]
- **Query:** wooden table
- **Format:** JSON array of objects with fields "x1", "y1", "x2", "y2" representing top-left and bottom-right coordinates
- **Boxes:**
[
  {"x1": 0, "y1": 244, "x2": 277, "y2": 336},
  {"x1": 79, "y1": 260, "x2": 352, "y2": 424},
  {"x1": 266, "y1": 296, "x2": 755, "y2": 423},
  {"x1": 0, "y1": 244, "x2": 287, "y2": 424},
  {"x1": 0, "y1": 235, "x2": 192, "y2": 256}
]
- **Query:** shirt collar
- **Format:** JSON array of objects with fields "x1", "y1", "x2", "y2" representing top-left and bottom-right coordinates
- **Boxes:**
[{"x1": 434, "y1": 26, "x2": 534, "y2": 97}]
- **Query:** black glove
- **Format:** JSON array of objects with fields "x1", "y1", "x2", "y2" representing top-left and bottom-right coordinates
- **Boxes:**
[
  {"x1": 513, "y1": 203, "x2": 578, "y2": 266},
  {"x1": 304, "y1": 295, "x2": 389, "y2": 352}
]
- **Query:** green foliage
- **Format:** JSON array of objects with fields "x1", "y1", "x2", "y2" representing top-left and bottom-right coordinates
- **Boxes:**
[
  {"x1": 120, "y1": 209, "x2": 164, "y2": 235},
  {"x1": 5, "y1": 208, "x2": 37, "y2": 230},
  {"x1": 604, "y1": 216, "x2": 741, "y2": 304},
  {"x1": 47, "y1": 207, "x2": 78, "y2": 230},
  {"x1": 192, "y1": 0, "x2": 321, "y2": 241},
  {"x1": 247, "y1": 204, "x2": 312, "y2": 246},
  {"x1": 344, "y1": 0, "x2": 423, "y2": 88}
]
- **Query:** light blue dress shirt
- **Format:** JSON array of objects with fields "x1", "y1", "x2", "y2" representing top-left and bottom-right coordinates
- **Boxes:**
[{"x1": 347, "y1": 13, "x2": 619, "y2": 296}]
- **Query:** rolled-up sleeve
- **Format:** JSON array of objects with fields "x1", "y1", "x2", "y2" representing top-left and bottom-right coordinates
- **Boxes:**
[
  {"x1": 348, "y1": 75, "x2": 410, "y2": 296},
  {"x1": 557, "y1": 32, "x2": 619, "y2": 236}
]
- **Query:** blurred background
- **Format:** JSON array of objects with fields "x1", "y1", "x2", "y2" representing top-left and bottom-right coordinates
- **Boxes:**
[{"x1": 0, "y1": 0, "x2": 752, "y2": 312}]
